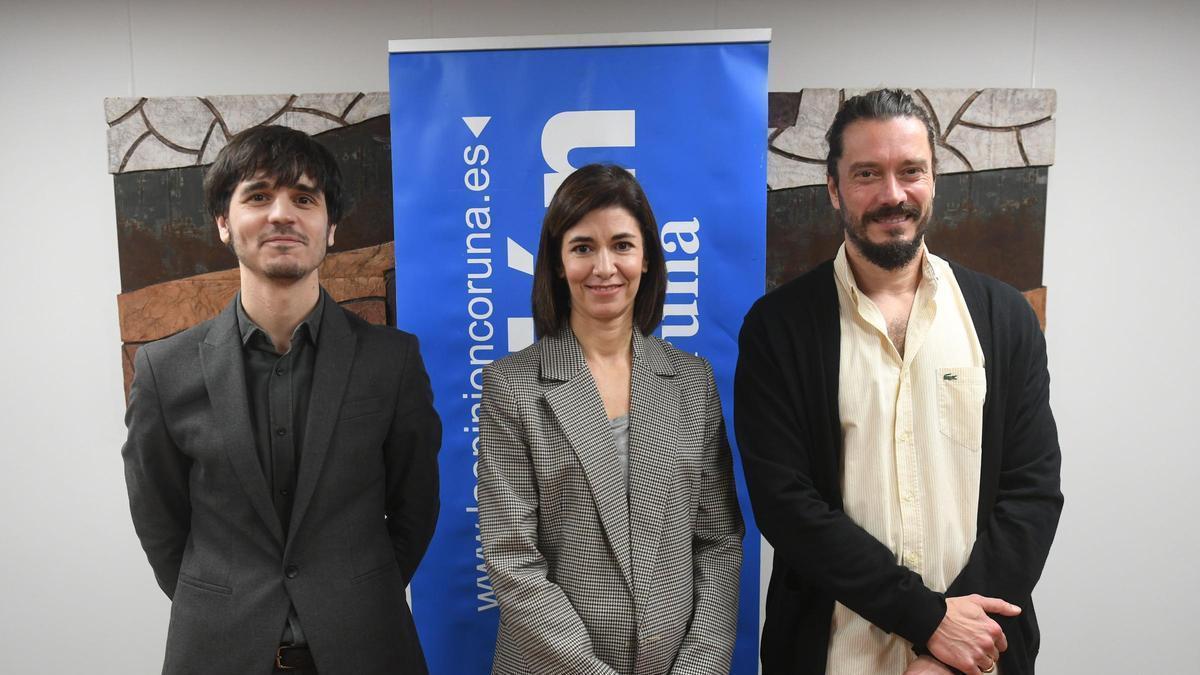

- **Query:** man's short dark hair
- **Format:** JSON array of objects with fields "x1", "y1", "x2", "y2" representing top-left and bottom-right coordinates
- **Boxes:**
[
  {"x1": 531, "y1": 164, "x2": 667, "y2": 339},
  {"x1": 203, "y1": 125, "x2": 347, "y2": 223},
  {"x1": 825, "y1": 88, "x2": 938, "y2": 184}
]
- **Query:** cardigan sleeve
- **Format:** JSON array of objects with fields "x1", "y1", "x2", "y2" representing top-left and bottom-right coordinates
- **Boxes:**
[
  {"x1": 944, "y1": 284, "x2": 1064, "y2": 607},
  {"x1": 735, "y1": 301, "x2": 947, "y2": 648}
]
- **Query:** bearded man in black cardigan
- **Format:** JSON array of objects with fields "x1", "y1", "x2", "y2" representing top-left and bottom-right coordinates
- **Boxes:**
[{"x1": 736, "y1": 89, "x2": 1062, "y2": 675}]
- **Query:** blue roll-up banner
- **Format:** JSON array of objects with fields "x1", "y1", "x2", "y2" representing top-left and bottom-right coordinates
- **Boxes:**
[{"x1": 389, "y1": 30, "x2": 769, "y2": 674}]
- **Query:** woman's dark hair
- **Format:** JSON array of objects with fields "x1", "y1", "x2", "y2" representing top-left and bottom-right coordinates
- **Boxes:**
[
  {"x1": 531, "y1": 164, "x2": 666, "y2": 338},
  {"x1": 825, "y1": 88, "x2": 938, "y2": 184},
  {"x1": 203, "y1": 125, "x2": 347, "y2": 223}
]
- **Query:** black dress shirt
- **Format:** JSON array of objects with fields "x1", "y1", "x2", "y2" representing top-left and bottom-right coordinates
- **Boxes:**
[{"x1": 235, "y1": 292, "x2": 324, "y2": 645}]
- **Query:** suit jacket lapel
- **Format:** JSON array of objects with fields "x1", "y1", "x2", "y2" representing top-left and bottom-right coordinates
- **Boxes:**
[
  {"x1": 626, "y1": 330, "x2": 679, "y2": 625},
  {"x1": 540, "y1": 328, "x2": 635, "y2": 595},
  {"x1": 288, "y1": 293, "x2": 356, "y2": 541},
  {"x1": 200, "y1": 300, "x2": 284, "y2": 546}
]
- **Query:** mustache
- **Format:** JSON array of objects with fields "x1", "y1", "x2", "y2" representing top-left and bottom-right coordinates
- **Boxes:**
[
  {"x1": 864, "y1": 202, "x2": 921, "y2": 222},
  {"x1": 258, "y1": 228, "x2": 309, "y2": 244}
]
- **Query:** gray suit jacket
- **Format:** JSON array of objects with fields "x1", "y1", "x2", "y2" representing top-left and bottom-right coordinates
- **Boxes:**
[
  {"x1": 478, "y1": 328, "x2": 743, "y2": 675},
  {"x1": 122, "y1": 292, "x2": 441, "y2": 675}
]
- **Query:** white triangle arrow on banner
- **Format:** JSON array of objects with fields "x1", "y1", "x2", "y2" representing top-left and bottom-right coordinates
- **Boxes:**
[{"x1": 462, "y1": 116, "x2": 491, "y2": 138}]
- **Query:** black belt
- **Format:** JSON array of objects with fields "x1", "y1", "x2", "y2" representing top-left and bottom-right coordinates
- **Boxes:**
[{"x1": 275, "y1": 644, "x2": 316, "y2": 672}]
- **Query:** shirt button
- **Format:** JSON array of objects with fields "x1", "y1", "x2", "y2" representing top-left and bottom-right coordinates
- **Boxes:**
[
  {"x1": 904, "y1": 553, "x2": 918, "y2": 567},
  {"x1": 275, "y1": 427, "x2": 287, "y2": 436},
  {"x1": 285, "y1": 564, "x2": 299, "y2": 579},
  {"x1": 275, "y1": 368, "x2": 285, "y2": 376},
  {"x1": 280, "y1": 488, "x2": 290, "y2": 497},
  {"x1": 902, "y1": 491, "x2": 915, "y2": 503}
]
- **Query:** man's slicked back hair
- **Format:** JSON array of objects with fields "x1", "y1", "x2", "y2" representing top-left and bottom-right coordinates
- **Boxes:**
[
  {"x1": 825, "y1": 88, "x2": 938, "y2": 184},
  {"x1": 203, "y1": 125, "x2": 347, "y2": 224}
]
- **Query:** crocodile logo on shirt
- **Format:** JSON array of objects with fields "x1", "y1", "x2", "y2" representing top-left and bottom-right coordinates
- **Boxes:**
[{"x1": 943, "y1": 373, "x2": 958, "y2": 381}]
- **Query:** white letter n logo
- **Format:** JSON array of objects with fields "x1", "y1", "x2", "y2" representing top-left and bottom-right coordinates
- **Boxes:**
[{"x1": 541, "y1": 110, "x2": 636, "y2": 206}]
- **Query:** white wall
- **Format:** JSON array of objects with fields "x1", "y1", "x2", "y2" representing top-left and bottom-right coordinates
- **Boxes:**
[{"x1": 2, "y1": 1, "x2": 1196, "y2": 672}]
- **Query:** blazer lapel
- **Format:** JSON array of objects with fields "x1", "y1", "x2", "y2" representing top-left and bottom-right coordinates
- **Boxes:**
[
  {"x1": 540, "y1": 329, "x2": 635, "y2": 595},
  {"x1": 287, "y1": 294, "x2": 356, "y2": 541},
  {"x1": 199, "y1": 300, "x2": 284, "y2": 546},
  {"x1": 626, "y1": 330, "x2": 680, "y2": 625}
]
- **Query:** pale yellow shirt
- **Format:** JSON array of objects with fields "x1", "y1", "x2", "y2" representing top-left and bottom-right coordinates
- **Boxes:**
[{"x1": 826, "y1": 244, "x2": 988, "y2": 675}]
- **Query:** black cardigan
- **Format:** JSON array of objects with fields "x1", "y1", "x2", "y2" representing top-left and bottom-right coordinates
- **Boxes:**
[{"x1": 734, "y1": 259, "x2": 1063, "y2": 675}]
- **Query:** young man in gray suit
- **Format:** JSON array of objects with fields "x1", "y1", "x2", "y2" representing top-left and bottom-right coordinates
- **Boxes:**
[{"x1": 123, "y1": 125, "x2": 441, "y2": 675}]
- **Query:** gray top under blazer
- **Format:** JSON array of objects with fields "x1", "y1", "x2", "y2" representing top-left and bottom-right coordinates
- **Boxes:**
[{"x1": 478, "y1": 327, "x2": 744, "y2": 675}]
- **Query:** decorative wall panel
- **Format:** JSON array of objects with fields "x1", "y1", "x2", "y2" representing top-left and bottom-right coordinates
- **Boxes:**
[
  {"x1": 106, "y1": 93, "x2": 394, "y2": 398},
  {"x1": 108, "y1": 87, "x2": 1053, "y2": 396}
]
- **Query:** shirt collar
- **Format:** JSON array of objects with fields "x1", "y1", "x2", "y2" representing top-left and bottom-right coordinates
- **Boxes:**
[
  {"x1": 833, "y1": 243, "x2": 860, "y2": 306},
  {"x1": 235, "y1": 290, "x2": 325, "y2": 350},
  {"x1": 920, "y1": 243, "x2": 941, "y2": 288}
]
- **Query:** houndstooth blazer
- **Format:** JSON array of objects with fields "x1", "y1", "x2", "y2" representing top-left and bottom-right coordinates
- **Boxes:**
[{"x1": 478, "y1": 327, "x2": 744, "y2": 675}]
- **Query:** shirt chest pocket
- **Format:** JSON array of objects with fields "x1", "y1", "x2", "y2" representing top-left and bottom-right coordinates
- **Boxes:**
[{"x1": 936, "y1": 367, "x2": 986, "y2": 451}]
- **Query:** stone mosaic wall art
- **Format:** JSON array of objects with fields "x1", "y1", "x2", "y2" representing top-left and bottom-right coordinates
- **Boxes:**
[
  {"x1": 107, "y1": 92, "x2": 394, "y2": 398},
  {"x1": 109, "y1": 87, "x2": 1053, "y2": 397},
  {"x1": 767, "y1": 88, "x2": 1054, "y2": 328}
]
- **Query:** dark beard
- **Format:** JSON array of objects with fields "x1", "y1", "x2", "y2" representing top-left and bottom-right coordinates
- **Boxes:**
[{"x1": 840, "y1": 201, "x2": 928, "y2": 271}]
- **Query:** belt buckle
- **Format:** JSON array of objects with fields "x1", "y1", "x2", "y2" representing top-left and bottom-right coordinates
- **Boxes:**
[{"x1": 275, "y1": 644, "x2": 298, "y2": 671}]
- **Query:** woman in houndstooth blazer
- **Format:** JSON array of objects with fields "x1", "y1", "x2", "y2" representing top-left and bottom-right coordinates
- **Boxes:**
[{"x1": 478, "y1": 165, "x2": 744, "y2": 675}]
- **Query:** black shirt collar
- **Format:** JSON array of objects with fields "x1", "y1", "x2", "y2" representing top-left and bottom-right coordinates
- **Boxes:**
[{"x1": 235, "y1": 290, "x2": 325, "y2": 351}]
